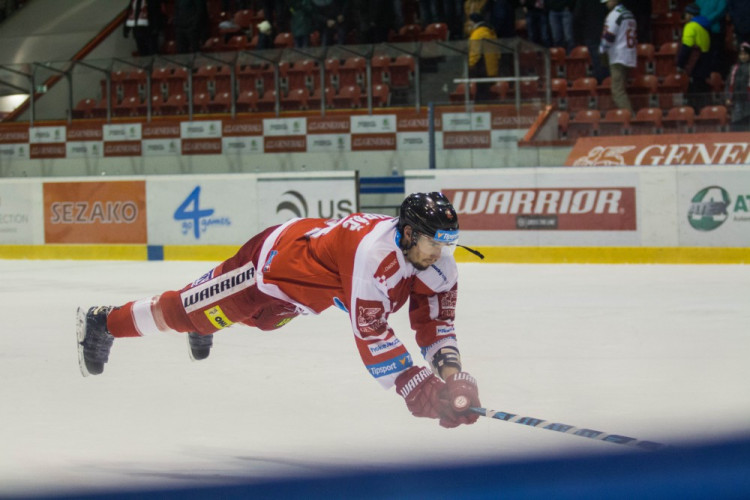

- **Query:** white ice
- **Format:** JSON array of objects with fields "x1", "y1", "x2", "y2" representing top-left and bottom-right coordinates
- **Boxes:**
[{"x1": 1, "y1": 260, "x2": 749, "y2": 497}]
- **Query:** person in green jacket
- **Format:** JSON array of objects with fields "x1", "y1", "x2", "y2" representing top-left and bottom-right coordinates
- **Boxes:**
[{"x1": 677, "y1": 3, "x2": 712, "y2": 110}]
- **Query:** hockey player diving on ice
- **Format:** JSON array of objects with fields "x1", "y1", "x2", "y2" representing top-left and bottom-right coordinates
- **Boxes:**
[{"x1": 77, "y1": 192, "x2": 481, "y2": 428}]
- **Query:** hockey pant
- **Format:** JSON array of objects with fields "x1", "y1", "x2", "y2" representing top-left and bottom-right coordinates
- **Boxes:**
[{"x1": 106, "y1": 225, "x2": 299, "y2": 338}]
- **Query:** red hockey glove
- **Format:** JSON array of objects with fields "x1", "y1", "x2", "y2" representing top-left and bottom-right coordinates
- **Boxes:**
[
  {"x1": 395, "y1": 366, "x2": 446, "y2": 419},
  {"x1": 439, "y1": 372, "x2": 481, "y2": 428}
]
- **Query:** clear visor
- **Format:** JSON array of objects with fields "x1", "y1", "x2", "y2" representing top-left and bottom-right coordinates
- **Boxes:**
[{"x1": 414, "y1": 231, "x2": 458, "y2": 257}]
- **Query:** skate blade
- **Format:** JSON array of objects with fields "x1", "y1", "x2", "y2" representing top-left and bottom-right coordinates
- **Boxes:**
[{"x1": 76, "y1": 307, "x2": 91, "y2": 377}]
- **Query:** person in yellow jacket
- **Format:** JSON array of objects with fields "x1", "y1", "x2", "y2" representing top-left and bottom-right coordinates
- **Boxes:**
[
  {"x1": 677, "y1": 3, "x2": 712, "y2": 110},
  {"x1": 468, "y1": 13, "x2": 500, "y2": 102}
]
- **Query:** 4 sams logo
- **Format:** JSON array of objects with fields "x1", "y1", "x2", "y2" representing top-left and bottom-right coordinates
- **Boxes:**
[
  {"x1": 174, "y1": 186, "x2": 231, "y2": 239},
  {"x1": 687, "y1": 185, "x2": 749, "y2": 231},
  {"x1": 276, "y1": 190, "x2": 354, "y2": 220}
]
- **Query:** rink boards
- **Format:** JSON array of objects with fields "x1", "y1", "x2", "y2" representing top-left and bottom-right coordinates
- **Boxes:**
[{"x1": 0, "y1": 166, "x2": 748, "y2": 263}]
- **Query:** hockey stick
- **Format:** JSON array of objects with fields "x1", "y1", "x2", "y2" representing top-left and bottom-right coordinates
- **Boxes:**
[{"x1": 470, "y1": 407, "x2": 667, "y2": 451}]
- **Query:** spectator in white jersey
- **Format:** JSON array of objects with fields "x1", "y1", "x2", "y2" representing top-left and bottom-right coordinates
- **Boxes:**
[{"x1": 599, "y1": 0, "x2": 637, "y2": 113}]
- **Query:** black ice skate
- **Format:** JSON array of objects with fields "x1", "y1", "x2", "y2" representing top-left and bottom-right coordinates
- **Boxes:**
[
  {"x1": 76, "y1": 306, "x2": 115, "y2": 377},
  {"x1": 188, "y1": 332, "x2": 213, "y2": 361}
]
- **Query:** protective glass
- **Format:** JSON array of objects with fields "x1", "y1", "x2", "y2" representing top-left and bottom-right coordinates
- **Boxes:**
[{"x1": 414, "y1": 231, "x2": 458, "y2": 257}]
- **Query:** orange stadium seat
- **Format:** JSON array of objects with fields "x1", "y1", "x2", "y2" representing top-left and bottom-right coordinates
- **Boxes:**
[
  {"x1": 567, "y1": 77, "x2": 597, "y2": 112},
  {"x1": 662, "y1": 106, "x2": 695, "y2": 134},
  {"x1": 556, "y1": 110, "x2": 570, "y2": 138},
  {"x1": 567, "y1": 109, "x2": 600, "y2": 139},
  {"x1": 256, "y1": 89, "x2": 279, "y2": 112},
  {"x1": 694, "y1": 105, "x2": 727, "y2": 133},
  {"x1": 192, "y1": 92, "x2": 211, "y2": 114},
  {"x1": 628, "y1": 74, "x2": 658, "y2": 110},
  {"x1": 371, "y1": 55, "x2": 391, "y2": 85},
  {"x1": 596, "y1": 76, "x2": 614, "y2": 111},
  {"x1": 273, "y1": 32, "x2": 294, "y2": 49},
  {"x1": 565, "y1": 46, "x2": 591, "y2": 81},
  {"x1": 236, "y1": 89, "x2": 259, "y2": 112},
  {"x1": 338, "y1": 57, "x2": 366, "y2": 89},
  {"x1": 420, "y1": 22, "x2": 449, "y2": 42},
  {"x1": 654, "y1": 42, "x2": 679, "y2": 76},
  {"x1": 207, "y1": 91, "x2": 232, "y2": 113},
  {"x1": 450, "y1": 82, "x2": 476, "y2": 103},
  {"x1": 551, "y1": 78, "x2": 568, "y2": 109},
  {"x1": 72, "y1": 98, "x2": 97, "y2": 119},
  {"x1": 635, "y1": 43, "x2": 655, "y2": 76},
  {"x1": 630, "y1": 107, "x2": 662, "y2": 135},
  {"x1": 369, "y1": 83, "x2": 391, "y2": 107},
  {"x1": 599, "y1": 108, "x2": 632, "y2": 136},
  {"x1": 308, "y1": 86, "x2": 335, "y2": 109},
  {"x1": 389, "y1": 55, "x2": 415, "y2": 90},
  {"x1": 333, "y1": 85, "x2": 363, "y2": 108},
  {"x1": 282, "y1": 87, "x2": 310, "y2": 110},
  {"x1": 658, "y1": 72, "x2": 689, "y2": 109},
  {"x1": 549, "y1": 47, "x2": 567, "y2": 78}
]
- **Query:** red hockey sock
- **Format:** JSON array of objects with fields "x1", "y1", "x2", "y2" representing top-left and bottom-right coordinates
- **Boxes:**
[{"x1": 106, "y1": 302, "x2": 142, "y2": 338}]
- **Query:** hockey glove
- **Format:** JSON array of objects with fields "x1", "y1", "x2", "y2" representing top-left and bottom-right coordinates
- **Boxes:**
[
  {"x1": 395, "y1": 366, "x2": 446, "y2": 420},
  {"x1": 439, "y1": 372, "x2": 481, "y2": 428}
]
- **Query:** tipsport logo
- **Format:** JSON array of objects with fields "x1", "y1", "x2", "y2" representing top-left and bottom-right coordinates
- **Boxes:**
[
  {"x1": 687, "y1": 186, "x2": 730, "y2": 231},
  {"x1": 174, "y1": 186, "x2": 231, "y2": 239}
]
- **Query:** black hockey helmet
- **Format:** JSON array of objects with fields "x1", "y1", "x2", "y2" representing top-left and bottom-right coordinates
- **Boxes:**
[{"x1": 398, "y1": 192, "x2": 459, "y2": 244}]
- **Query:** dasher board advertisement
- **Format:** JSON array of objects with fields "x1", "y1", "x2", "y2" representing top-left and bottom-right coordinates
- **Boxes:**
[
  {"x1": 678, "y1": 169, "x2": 750, "y2": 247},
  {"x1": 256, "y1": 173, "x2": 358, "y2": 229},
  {"x1": 147, "y1": 175, "x2": 259, "y2": 246},
  {"x1": 0, "y1": 181, "x2": 41, "y2": 244},
  {"x1": 406, "y1": 169, "x2": 640, "y2": 247}
]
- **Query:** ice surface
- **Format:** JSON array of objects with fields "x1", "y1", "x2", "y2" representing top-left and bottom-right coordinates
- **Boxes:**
[{"x1": 1, "y1": 260, "x2": 749, "y2": 496}]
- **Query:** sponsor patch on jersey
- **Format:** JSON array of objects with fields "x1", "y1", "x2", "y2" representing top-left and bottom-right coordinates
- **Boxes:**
[
  {"x1": 192, "y1": 268, "x2": 215, "y2": 286},
  {"x1": 204, "y1": 305, "x2": 234, "y2": 329},
  {"x1": 367, "y1": 338, "x2": 403, "y2": 356},
  {"x1": 356, "y1": 298, "x2": 387, "y2": 335},
  {"x1": 262, "y1": 250, "x2": 278, "y2": 273},
  {"x1": 373, "y1": 251, "x2": 400, "y2": 284},
  {"x1": 367, "y1": 352, "x2": 412, "y2": 378},
  {"x1": 182, "y1": 261, "x2": 256, "y2": 313},
  {"x1": 439, "y1": 290, "x2": 457, "y2": 319}
]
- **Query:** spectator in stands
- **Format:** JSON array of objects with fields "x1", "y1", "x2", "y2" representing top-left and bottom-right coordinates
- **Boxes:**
[
  {"x1": 547, "y1": 0, "x2": 575, "y2": 53},
  {"x1": 312, "y1": 0, "x2": 349, "y2": 46},
  {"x1": 491, "y1": 0, "x2": 516, "y2": 39},
  {"x1": 256, "y1": 19, "x2": 274, "y2": 50},
  {"x1": 621, "y1": 0, "x2": 650, "y2": 44},
  {"x1": 290, "y1": 0, "x2": 314, "y2": 47},
  {"x1": 468, "y1": 12, "x2": 500, "y2": 102},
  {"x1": 678, "y1": 3, "x2": 712, "y2": 111},
  {"x1": 599, "y1": 0, "x2": 636, "y2": 113},
  {"x1": 445, "y1": 0, "x2": 465, "y2": 40},
  {"x1": 351, "y1": 0, "x2": 394, "y2": 43},
  {"x1": 696, "y1": 0, "x2": 728, "y2": 72},
  {"x1": 725, "y1": 42, "x2": 750, "y2": 131},
  {"x1": 464, "y1": 0, "x2": 491, "y2": 37},
  {"x1": 123, "y1": 0, "x2": 165, "y2": 57},
  {"x1": 728, "y1": 0, "x2": 750, "y2": 46},
  {"x1": 419, "y1": 0, "x2": 440, "y2": 26},
  {"x1": 173, "y1": 0, "x2": 208, "y2": 54},
  {"x1": 521, "y1": 0, "x2": 550, "y2": 48},
  {"x1": 573, "y1": 0, "x2": 609, "y2": 82}
]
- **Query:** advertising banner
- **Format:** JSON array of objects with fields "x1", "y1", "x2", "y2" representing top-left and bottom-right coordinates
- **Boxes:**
[
  {"x1": 677, "y1": 169, "x2": 750, "y2": 246},
  {"x1": 256, "y1": 173, "x2": 358, "y2": 229},
  {"x1": 0, "y1": 182, "x2": 38, "y2": 244},
  {"x1": 147, "y1": 176, "x2": 258, "y2": 245},
  {"x1": 406, "y1": 169, "x2": 640, "y2": 246},
  {"x1": 67, "y1": 123, "x2": 103, "y2": 159},
  {"x1": 566, "y1": 132, "x2": 750, "y2": 166},
  {"x1": 43, "y1": 180, "x2": 147, "y2": 244}
]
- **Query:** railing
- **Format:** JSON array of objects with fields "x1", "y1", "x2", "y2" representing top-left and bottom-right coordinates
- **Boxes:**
[{"x1": 0, "y1": 38, "x2": 551, "y2": 125}]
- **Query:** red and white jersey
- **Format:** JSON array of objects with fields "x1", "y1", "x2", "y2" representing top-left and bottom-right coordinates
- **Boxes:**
[
  {"x1": 256, "y1": 214, "x2": 460, "y2": 388},
  {"x1": 600, "y1": 5, "x2": 637, "y2": 68}
]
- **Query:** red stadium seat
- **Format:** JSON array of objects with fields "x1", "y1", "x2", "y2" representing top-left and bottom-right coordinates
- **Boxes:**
[
  {"x1": 192, "y1": 92, "x2": 211, "y2": 114},
  {"x1": 256, "y1": 89, "x2": 279, "y2": 112},
  {"x1": 657, "y1": 72, "x2": 689, "y2": 109},
  {"x1": 596, "y1": 76, "x2": 614, "y2": 111},
  {"x1": 651, "y1": 12, "x2": 682, "y2": 47},
  {"x1": 338, "y1": 57, "x2": 366, "y2": 89},
  {"x1": 556, "y1": 110, "x2": 570, "y2": 138},
  {"x1": 565, "y1": 46, "x2": 591, "y2": 81},
  {"x1": 549, "y1": 47, "x2": 567, "y2": 78},
  {"x1": 236, "y1": 89, "x2": 259, "y2": 112},
  {"x1": 273, "y1": 32, "x2": 293, "y2": 49},
  {"x1": 635, "y1": 43, "x2": 655, "y2": 76},
  {"x1": 207, "y1": 91, "x2": 232, "y2": 113},
  {"x1": 72, "y1": 98, "x2": 97, "y2": 119},
  {"x1": 333, "y1": 85, "x2": 363, "y2": 108},
  {"x1": 389, "y1": 55, "x2": 415, "y2": 90},
  {"x1": 282, "y1": 87, "x2": 310, "y2": 110},
  {"x1": 628, "y1": 74, "x2": 658, "y2": 110},
  {"x1": 599, "y1": 108, "x2": 633, "y2": 136},
  {"x1": 419, "y1": 22, "x2": 449, "y2": 42},
  {"x1": 308, "y1": 86, "x2": 335, "y2": 109},
  {"x1": 662, "y1": 106, "x2": 695, "y2": 134},
  {"x1": 550, "y1": 78, "x2": 568, "y2": 109},
  {"x1": 654, "y1": 42, "x2": 679, "y2": 76},
  {"x1": 694, "y1": 105, "x2": 727, "y2": 133},
  {"x1": 490, "y1": 80, "x2": 510, "y2": 101},
  {"x1": 567, "y1": 109, "x2": 600, "y2": 139},
  {"x1": 369, "y1": 83, "x2": 391, "y2": 107},
  {"x1": 389, "y1": 23, "x2": 421, "y2": 43},
  {"x1": 450, "y1": 82, "x2": 476, "y2": 103},
  {"x1": 567, "y1": 77, "x2": 597, "y2": 112},
  {"x1": 630, "y1": 107, "x2": 662, "y2": 135},
  {"x1": 371, "y1": 55, "x2": 391, "y2": 85}
]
